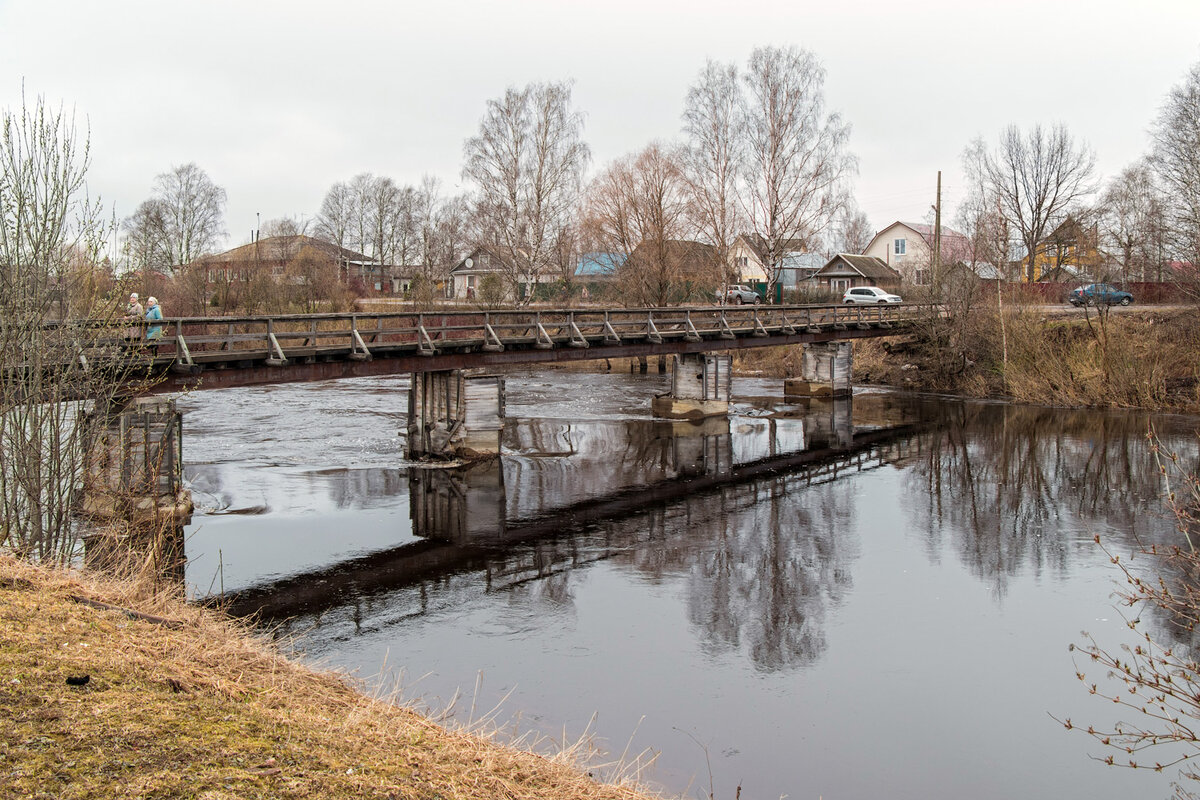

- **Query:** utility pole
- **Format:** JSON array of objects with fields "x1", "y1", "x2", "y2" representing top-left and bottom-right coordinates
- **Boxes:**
[{"x1": 933, "y1": 171, "x2": 942, "y2": 284}]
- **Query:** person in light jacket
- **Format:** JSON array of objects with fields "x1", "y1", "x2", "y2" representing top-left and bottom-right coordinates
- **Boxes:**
[{"x1": 145, "y1": 296, "x2": 163, "y2": 352}]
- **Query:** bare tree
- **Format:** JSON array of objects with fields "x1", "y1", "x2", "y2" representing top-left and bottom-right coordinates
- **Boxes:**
[
  {"x1": 959, "y1": 138, "x2": 1015, "y2": 275},
  {"x1": 1, "y1": 92, "x2": 130, "y2": 563},
  {"x1": 432, "y1": 192, "x2": 471, "y2": 289},
  {"x1": 825, "y1": 205, "x2": 874, "y2": 256},
  {"x1": 979, "y1": 124, "x2": 1096, "y2": 283},
  {"x1": 463, "y1": 81, "x2": 590, "y2": 303},
  {"x1": 584, "y1": 143, "x2": 697, "y2": 307},
  {"x1": 285, "y1": 244, "x2": 355, "y2": 313},
  {"x1": 120, "y1": 198, "x2": 170, "y2": 284},
  {"x1": 315, "y1": 180, "x2": 354, "y2": 249},
  {"x1": 413, "y1": 175, "x2": 442, "y2": 283},
  {"x1": 346, "y1": 172, "x2": 374, "y2": 258},
  {"x1": 741, "y1": 46, "x2": 855, "y2": 300},
  {"x1": 1151, "y1": 58, "x2": 1200, "y2": 289},
  {"x1": 260, "y1": 216, "x2": 309, "y2": 239},
  {"x1": 682, "y1": 59, "x2": 743, "y2": 284},
  {"x1": 149, "y1": 162, "x2": 227, "y2": 270}
]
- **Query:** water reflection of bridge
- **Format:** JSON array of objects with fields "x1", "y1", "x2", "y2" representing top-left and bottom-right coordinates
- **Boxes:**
[{"x1": 221, "y1": 399, "x2": 929, "y2": 623}]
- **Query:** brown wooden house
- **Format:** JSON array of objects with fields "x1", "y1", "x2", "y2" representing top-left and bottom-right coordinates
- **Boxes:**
[{"x1": 812, "y1": 254, "x2": 902, "y2": 292}]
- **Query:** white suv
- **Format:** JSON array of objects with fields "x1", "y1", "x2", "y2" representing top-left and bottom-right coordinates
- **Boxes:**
[{"x1": 843, "y1": 286, "x2": 902, "y2": 304}]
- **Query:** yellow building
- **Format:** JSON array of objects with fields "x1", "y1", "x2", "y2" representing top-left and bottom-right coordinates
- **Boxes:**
[{"x1": 1022, "y1": 216, "x2": 1108, "y2": 281}]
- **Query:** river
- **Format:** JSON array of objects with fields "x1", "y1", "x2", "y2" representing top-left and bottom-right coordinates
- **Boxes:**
[{"x1": 172, "y1": 370, "x2": 1198, "y2": 799}]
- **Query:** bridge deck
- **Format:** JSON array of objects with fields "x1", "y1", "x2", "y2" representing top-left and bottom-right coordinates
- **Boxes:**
[{"x1": 42, "y1": 303, "x2": 940, "y2": 392}]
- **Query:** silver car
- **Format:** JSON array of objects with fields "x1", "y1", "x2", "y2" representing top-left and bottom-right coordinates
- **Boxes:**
[
  {"x1": 718, "y1": 284, "x2": 762, "y2": 305},
  {"x1": 843, "y1": 286, "x2": 902, "y2": 304}
]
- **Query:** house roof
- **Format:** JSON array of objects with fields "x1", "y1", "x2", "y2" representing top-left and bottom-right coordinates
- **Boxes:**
[
  {"x1": 815, "y1": 254, "x2": 903, "y2": 281},
  {"x1": 450, "y1": 245, "x2": 511, "y2": 274},
  {"x1": 1038, "y1": 264, "x2": 1088, "y2": 282},
  {"x1": 575, "y1": 252, "x2": 626, "y2": 277},
  {"x1": 198, "y1": 235, "x2": 371, "y2": 265},
  {"x1": 866, "y1": 221, "x2": 973, "y2": 263},
  {"x1": 782, "y1": 252, "x2": 825, "y2": 272},
  {"x1": 628, "y1": 239, "x2": 717, "y2": 268},
  {"x1": 735, "y1": 233, "x2": 808, "y2": 265}
]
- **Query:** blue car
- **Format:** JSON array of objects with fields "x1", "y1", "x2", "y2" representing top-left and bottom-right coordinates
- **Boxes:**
[{"x1": 1068, "y1": 283, "x2": 1134, "y2": 306}]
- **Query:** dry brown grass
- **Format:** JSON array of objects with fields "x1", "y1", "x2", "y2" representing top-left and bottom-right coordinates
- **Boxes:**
[
  {"x1": 0, "y1": 555, "x2": 661, "y2": 800},
  {"x1": 851, "y1": 306, "x2": 1200, "y2": 412}
]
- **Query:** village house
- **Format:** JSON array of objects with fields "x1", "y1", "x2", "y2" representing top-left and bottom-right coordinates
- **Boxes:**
[
  {"x1": 726, "y1": 233, "x2": 815, "y2": 287},
  {"x1": 449, "y1": 246, "x2": 561, "y2": 301},
  {"x1": 1022, "y1": 215, "x2": 1111, "y2": 282},
  {"x1": 811, "y1": 254, "x2": 903, "y2": 293},
  {"x1": 195, "y1": 235, "x2": 413, "y2": 294},
  {"x1": 862, "y1": 221, "x2": 973, "y2": 285}
]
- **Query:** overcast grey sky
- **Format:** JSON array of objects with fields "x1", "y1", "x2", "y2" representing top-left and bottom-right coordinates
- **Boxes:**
[{"x1": 3, "y1": 0, "x2": 1199, "y2": 252}]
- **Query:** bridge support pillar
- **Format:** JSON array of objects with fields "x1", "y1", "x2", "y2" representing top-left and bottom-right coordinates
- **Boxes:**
[
  {"x1": 79, "y1": 396, "x2": 193, "y2": 528},
  {"x1": 651, "y1": 353, "x2": 732, "y2": 420},
  {"x1": 785, "y1": 341, "x2": 853, "y2": 399},
  {"x1": 410, "y1": 460, "x2": 506, "y2": 544},
  {"x1": 407, "y1": 371, "x2": 505, "y2": 460}
]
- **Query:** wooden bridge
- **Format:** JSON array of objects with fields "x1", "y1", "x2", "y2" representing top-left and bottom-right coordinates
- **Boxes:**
[
  {"x1": 84, "y1": 302, "x2": 941, "y2": 391},
  {"x1": 44, "y1": 302, "x2": 938, "y2": 461}
]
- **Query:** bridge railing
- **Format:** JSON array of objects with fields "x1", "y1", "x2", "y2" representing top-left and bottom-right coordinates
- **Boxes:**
[{"x1": 33, "y1": 302, "x2": 944, "y2": 368}]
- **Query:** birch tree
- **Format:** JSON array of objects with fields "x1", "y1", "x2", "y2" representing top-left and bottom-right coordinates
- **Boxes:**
[
  {"x1": 741, "y1": 46, "x2": 855, "y2": 300},
  {"x1": 1150, "y1": 58, "x2": 1200, "y2": 285},
  {"x1": 979, "y1": 124, "x2": 1095, "y2": 283},
  {"x1": 1099, "y1": 161, "x2": 1166, "y2": 283},
  {"x1": 149, "y1": 162, "x2": 227, "y2": 269},
  {"x1": 463, "y1": 81, "x2": 589, "y2": 303},
  {"x1": 682, "y1": 59, "x2": 743, "y2": 285},
  {"x1": 315, "y1": 179, "x2": 354, "y2": 249}
]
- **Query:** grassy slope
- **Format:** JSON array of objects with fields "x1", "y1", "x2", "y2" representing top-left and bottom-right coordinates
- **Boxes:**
[{"x1": 0, "y1": 556, "x2": 656, "y2": 800}]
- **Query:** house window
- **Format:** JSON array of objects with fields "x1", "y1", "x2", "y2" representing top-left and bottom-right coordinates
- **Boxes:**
[
  {"x1": 736, "y1": 256, "x2": 748, "y2": 269},
  {"x1": 915, "y1": 268, "x2": 930, "y2": 286},
  {"x1": 894, "y1": 238, "x2": 906, "y2": 256}
]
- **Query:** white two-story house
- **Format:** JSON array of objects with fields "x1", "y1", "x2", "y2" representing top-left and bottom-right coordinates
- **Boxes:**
[{"x1": 863, "y1": 221, "x2": 972, "y2": 285}]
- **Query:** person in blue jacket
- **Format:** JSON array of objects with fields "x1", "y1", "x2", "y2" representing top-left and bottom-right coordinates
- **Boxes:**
[{"x1": 145, "y1": 296, "x2": 163, "y2": 352}]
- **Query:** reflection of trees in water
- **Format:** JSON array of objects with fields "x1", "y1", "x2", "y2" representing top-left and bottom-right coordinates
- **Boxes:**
[
  {"x1": 909, "y1": 402, "x2": 1198, "y2": 598},
  {"x1": 620, "y1": 475, "x2": 858, "y2": 672}
]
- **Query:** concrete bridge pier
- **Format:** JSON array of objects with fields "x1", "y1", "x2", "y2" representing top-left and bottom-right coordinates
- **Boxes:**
[
  {"x1": 407, "y1": 371, "x2": 505, "y2": 460},
  {"x1": 651, "y1": 353, "x2": 732, "y2": 420},
  {"x1": 784, "y1": 341, "x2": 853, "y2": 399}
]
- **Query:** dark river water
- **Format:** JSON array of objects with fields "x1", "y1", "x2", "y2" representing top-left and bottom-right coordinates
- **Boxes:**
[{"x1": 172, "y1": 371, "x2": 1199, "y2": 799}]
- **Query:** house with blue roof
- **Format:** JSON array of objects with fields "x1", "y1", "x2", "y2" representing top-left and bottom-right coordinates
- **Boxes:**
[{"x1": 574, "y1": 252, "x2": 626, "y2": 280}]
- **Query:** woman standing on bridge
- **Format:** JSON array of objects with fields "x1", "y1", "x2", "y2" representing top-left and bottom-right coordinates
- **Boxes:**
[
  {"x1": 145, "y1": 296, "x2": 163, "y2": 352},
  {"x1": 124, "y1": 292, "x2": 144, "y2": 345}
]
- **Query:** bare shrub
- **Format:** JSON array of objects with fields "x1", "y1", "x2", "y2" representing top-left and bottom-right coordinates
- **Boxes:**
[{"x1": 1, "y1": 92, "x2": 135, "y2": 563}]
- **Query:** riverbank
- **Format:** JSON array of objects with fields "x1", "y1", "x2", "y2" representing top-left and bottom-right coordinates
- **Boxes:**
[
  {"x1": 724, "y1": 305, "x2": 1199, "y2": 413},
  {"x1": 0, "y1": 555, "x2": 657, "y2": 800}
]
